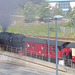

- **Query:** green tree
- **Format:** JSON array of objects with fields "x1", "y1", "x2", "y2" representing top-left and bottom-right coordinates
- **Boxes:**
[
  {"x1": 71, "y1": 14, "x2": 75, "y2": 25},
  {"x1": 50, "y1": 3, "x2": 64, "y2": 18},
  {"x1": 68, "y1": 7, "x2": 75, "y2": 27},
  {"x1": 67, "y1": 6, "x2": 72, "y2": 18},
  {"x1": 23, "y1": 0, "x2": 49, "y2": 23},
  {"x1": 24, "y1": 2, "x2": 36, "y2": 23},
  {"x1": 39, "y1": 1, "x2": 50, "y2": 22}
]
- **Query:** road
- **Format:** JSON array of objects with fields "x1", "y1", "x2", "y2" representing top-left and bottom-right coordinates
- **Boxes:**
[{"x1": 0, "y1": 63, "x2": 55, "y2": 75}]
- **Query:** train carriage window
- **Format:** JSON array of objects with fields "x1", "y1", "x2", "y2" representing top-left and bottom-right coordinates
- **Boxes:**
[
  {"x1": 52, "y1": 47, "x2": 55, "y2": 52},
  {"x1": 41, "y1": 45, "x2": 44, "y2": 50},
  {"x1": 27, "y1": 43, "x2": 30, "y2": 48},
  {"x1": 32, "y1": 44, "x2": 35, "y2": 49},
  {"x1": 61, "y1": 46, "x2": 63, "y2": 50},
  {"x1": 47, "y1": 46, "x2": 50, "y2": 51}
]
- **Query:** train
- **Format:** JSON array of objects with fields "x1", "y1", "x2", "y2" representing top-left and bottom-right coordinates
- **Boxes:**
[
  {"x1": 67, "y1": 43, "x2": 75, "y2": 67},
  {"x1": 0, "y1": 32, "x2": 75, "y2": 67}
]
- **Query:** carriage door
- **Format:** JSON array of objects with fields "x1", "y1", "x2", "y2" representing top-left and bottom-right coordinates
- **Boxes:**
[{"x1": 50, "y1": 45, "x2": 56, "y2": 59}]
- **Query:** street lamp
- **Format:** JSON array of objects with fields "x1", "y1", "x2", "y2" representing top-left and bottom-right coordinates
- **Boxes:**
[
  {"x1": 54, "y1": 15, "x2": 63, "y2": 75},
  {"x1": 45, "y1": 6, "x2": 50, "y2": 62}
]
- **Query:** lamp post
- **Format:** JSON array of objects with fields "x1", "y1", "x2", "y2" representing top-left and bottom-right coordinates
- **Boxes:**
[
  {"x1": 45, "y1": 6, "x2": 50, "y2": 62},
  {"x1": 54, "y1": 15, "x2": 63, "y2": 75}
]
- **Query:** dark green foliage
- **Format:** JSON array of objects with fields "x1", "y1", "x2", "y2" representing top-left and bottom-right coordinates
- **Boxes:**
[
  {"x1": 50, "y1": 26, "x2": 55, "y2": 32},
  {"x1": 16, "y1": 0, "x2": 65, "y2": 23},
  {"x1": 67, "y1": 7, "x2": 75, "y2": 27},
  {"x1": 50, "y1": 3, "x2": 64, "y2": 18},
  {"x1": 24, "y1": 2, "x2": 36, "y2": 23},
  {"x1": 39, "y1": 1, "x2": 50, "y2": 22},
  {"x1": 67, "y1": 6, "x2": 72, "y2": 18},
  {"x1": 23, "y1": 0, "x2": 49, "y2": 23},
  {"x1": 14, "y1": 0, "x2": 75, "y2": 26}
]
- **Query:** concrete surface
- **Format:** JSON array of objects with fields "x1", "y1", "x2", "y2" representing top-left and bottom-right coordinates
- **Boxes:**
[
  {"x1": 0, "y1": 63, "x2": 55, "y2": 75},
  {"x1": 0, "y1": 51, "x2": 75, "y2": 75}
]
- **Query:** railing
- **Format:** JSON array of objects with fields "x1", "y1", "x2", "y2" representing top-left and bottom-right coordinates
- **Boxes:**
[
  {"x1": 60, "y1": 26, "x2": 75, "y2": 33},
  {"x1": 0, "y1": 44, "x2": 75, "y2": 68}
]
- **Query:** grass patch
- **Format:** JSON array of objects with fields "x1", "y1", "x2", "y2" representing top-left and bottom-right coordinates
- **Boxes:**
[{"x1": 0, "y1": 17, "x2": 75, "y2": 39}]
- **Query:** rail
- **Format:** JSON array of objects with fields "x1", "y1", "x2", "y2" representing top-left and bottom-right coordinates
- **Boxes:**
[
  {"x1": 0, "y1": 50, "x2": 75, "y2": 75},
  {"x1": 0, "y1": 44, "x2": 75, "y2": 68}
]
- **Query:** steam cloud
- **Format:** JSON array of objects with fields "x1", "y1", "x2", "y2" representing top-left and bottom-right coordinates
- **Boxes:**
[{"x1": 0, "y1": 0, "x2": 17, "y2": 32}]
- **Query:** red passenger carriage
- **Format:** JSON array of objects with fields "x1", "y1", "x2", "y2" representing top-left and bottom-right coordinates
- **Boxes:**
[
  {"x1": 67, "y1": 43, "x2": 75, "y2": 66},
  {"x1": 18, "y1": 37, "x2": 71, "y2": 64}
]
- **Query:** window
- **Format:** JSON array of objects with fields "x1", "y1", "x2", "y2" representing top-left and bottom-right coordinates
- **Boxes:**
[
  {"x1": 52, "y1": 47, "x2": 55, "y2": 52},
  {"x1": 32, "y1": 44, "x2": 35, "y2": 49},
  {"x1": 61, "y1": 46, "x2": 63, "y2": 50},
  {"x1": 47, "y1": 46, "x2": 50, "y2": 51},
  {"x1": 27, "y1": 43, "x2": 30, "y2": 48},
  {"x1": 41, "y1": 45, "x2": 44, "y2": 50}
]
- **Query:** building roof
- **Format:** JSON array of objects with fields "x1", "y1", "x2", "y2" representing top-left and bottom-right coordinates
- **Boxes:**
[{"x1": 67, "y1": 43, "x2": 75, "y2": 48}]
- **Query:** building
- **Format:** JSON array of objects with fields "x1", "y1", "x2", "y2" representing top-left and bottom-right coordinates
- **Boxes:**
[
  {"x1": 48, "y1": 0, "x2": 75, "y2": 15},
  {"x1": 70, "y1": 2, "x2": 75, "y2": 8}
]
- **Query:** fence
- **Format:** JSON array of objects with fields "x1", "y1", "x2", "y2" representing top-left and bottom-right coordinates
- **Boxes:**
[
  {"x1": 0, "y1": 44, "x2": 75, "y2": 68},
  {"x1": 60, "y1": 26, "x2": 75, "y2": 33}
]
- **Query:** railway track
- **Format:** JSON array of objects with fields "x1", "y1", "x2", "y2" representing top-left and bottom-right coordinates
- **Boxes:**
[
  {"x1": 0, "y1": 51, "x2": 75, "y2": 75},
  {"x1": 24, "y1": 34, "x2": 75, "y2": 42}
]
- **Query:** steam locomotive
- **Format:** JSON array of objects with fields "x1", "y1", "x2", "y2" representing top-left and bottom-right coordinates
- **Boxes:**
[
  {"x1": 0, "y1": 32, "x2": 25, "y2": 52},
  {"x1": 0, "y1": 32, "x2": 75, "y2": 67}
]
